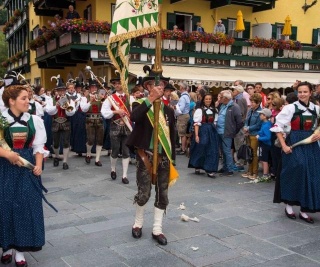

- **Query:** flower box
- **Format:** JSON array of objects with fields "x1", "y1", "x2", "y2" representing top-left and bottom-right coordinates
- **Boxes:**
[
  {"x1": 219, "y1": 45, "x2": 226, "y2": 54},
  {"x1": 23, "y1": 56, "x2": 27, "y2": 64},
  {"x1": 201, "y1": 43, "x2": 208, "y2": 53},
  {"x1": 195, "y1": 42, "x2": 201, "y2": 52},
  {"x1": 9, "y1": 28, "x2": 13, "y2": 35},
  {"x1": 47, "y1": 39, "x2": 57, "y2": 52},
  {"x1": 302, "y1": 51, "x2": 312, "y2": 59},
  {"x1": 96, "y1": 34, "x2": 109, "y2": 45},
  {"x1": 149, "y1": 38, "x2": 156, "y2": 49},
  {"x1": 80, "y1": 33, "x2": 89, "y2": 44},
  {"x1": 242, "y1": 46, "x2": 248, "y2": 56},
  {"x1": 226, "y1": 45, "x2": 231, "y2": 54},
  {"x1": 176, "y1": 40, "x2": 183, "y2": 50},
  {"x1": 268, "y1": 48, "x2": 274, "y2": 57},
  {"x1": 169, "y1": 40, "x2": 176, "y2": 50},
  {"x1": 295, "y1": 50, "x2": 303, "y2": 59},
  {"x1": 18, "y1": 59, "x2": 22, "y2": 66},
  {"x1": 283, "y1": 49, "x2": 289, "y2": 58},
  {"x1": 162, "y1": 39, "x2": 170, "y2": 50},
  {"x1": 36, "y1": 45, "x2": 46, "y2": 57},
  {"x1": 207, "y1": 43, "x2": 214, "y2": 53},
  {"x1": 59, "y1": 32, "x2": 80, "y2": 47},
  {"x1": 247, "y1": 47, "x2": 253, "y2": 56},
  {"x1": 23, "y1": 12, "x2": 26, "y2": 20},
  {"x1": 89, "y1": 33, "x2": 97, "y2": 44},
  {"x1": 214, "y1": 44, "x2": 219, "y2": 54}
]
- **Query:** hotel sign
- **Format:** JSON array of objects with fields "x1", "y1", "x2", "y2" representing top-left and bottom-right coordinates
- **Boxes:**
[
  {"x1": 194, "y1": 58, "x2": 230, "y2": 66},
  {"x1": 278, "y1": 63, "x2": 304, "y2": 70},
  {"x1": 236, "y1": 60, "x2": 273, "y2": 69}
]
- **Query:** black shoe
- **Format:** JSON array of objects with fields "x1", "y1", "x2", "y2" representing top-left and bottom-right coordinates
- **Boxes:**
[
  {"x1": 122, "y1": 177, "x2": 129, "y2": 184},
  {"x1": 77, "y1": 153, "x2": 83, "y2": 157},
  {"x1": 219, "y1": 171, "x2": 233, "y2": 177},
  {"x1": 152, "y1": 233, "x2": 167, "y2": 245},
  {"x1": 53, "y1": 158, "x2": 59, "y2": 167},
  {"x1": 111, "y1": 171, "x2": 117, "y2": 180},
  {"x1": 95, "y1": 161, "x2": 102, "y2": 167},
  {"x1": 132, "y1": 227, "x2": 142, "y2": 238},
  {"x1": 1, "y1": 253, "x2": 12, "y2": 264},
  {"x1": 15, "y1": 259, "x2": 28, "y2": 267},
  {"x1": 285, "y1": 208, "x2": 296, "y2": 219},
  {"x1": 299, "y1": 213, "x2": 314, "y2": 224},
  {"x1": 62, "y1": 163, "x2": 69, "y2": 170},
  {"x1": 207, "y1": 172, "x2": 216, "y2": 178},
  {"x1": 85, "y1": 156, "x2": 91, "y2": 164},
  {"x1": 177, "y1": 150, "x2": 186, "y2": 155},
  {"x1": 217, "y1": 168, "x2": 225, "y2": 174}
]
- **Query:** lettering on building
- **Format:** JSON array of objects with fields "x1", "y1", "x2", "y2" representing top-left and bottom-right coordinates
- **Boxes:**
[
  {"x1": 309, "y1": 64, "x2": 320, "y2": 71},
  {"x1": 195, "y1": 58, "x2": 229, "y2": 66},
  {"x1": 98, "y1": 51, "x2": 109, "y2": 58},
  {"x1": 236, "y1": 61, "x2": 272, "y2": 69},
  {"x1": 278, "y1": 63, "x2": 304, "y2": 70},
  {"x1": 146, "y1": 55, "x2": 188, "y2": 64}
]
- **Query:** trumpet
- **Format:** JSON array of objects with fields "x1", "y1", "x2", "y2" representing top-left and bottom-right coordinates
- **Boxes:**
[{"x1": 57, "y1": 96, "x2": 74, "y2": 112}]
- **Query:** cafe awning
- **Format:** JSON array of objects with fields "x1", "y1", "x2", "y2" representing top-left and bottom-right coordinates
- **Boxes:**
[{"x1": 128, "y1": 63, "x2": 320, "y2": 89}]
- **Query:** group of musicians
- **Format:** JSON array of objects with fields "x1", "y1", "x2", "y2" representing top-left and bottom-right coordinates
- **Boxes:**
[{"x1": 0, "y1": 67, "x2": 177, "y2": 249}]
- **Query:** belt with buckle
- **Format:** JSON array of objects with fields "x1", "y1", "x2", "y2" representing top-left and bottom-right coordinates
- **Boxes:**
[{"x1": 86, "y1": 114, "x2": 101, "y2": 119}]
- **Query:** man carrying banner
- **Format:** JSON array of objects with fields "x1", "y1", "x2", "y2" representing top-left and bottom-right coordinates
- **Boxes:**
[
  {"x1": 101, "y1": 77, "x2": 131, "y2": 184},
  {"x1": 126, "y1": 73, "x2": 176, "y2": 245},
  {"x1": 107, "y1": 0, "x2": 178, "y2": 245}
]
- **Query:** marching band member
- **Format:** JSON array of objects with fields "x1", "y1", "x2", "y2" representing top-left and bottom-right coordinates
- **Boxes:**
[
  {"x1": 80, "y1": 79, "x2": 104, "y2": 166},
  {"x1": 101, "y1": 77, "x2": 132, "y2": 184},
  {"x1": 69, "y1": 80, "x2": 87, "y2": 156},
  {"x1": 46, "y1": 77, "x2": 75, "y2": 170},
  {"x1": 27, "y1": 86, "x2": 44, "y2": 117}
]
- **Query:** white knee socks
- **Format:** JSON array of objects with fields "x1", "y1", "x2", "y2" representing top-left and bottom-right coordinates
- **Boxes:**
[
  {"x1": 86, "y1": 144, "x2": 92, "y2": 157},
  {"x1": 95, "y1": 145, "x2": 102, "y2": 162},
  {"x1": 63, "y1": 148, "x2": 69, "y2": 163},
  {"x1": 15, "y1": 251, "x2": 25, "y2": 263},
  {"x1": 122, "y1": 158, "x2": 130, "y2": 178},
  {"x1": 153, "y1": 207, "x2": 165, "y2": 235},
  {"x1": 133, "y1": 204, "x2": 145, "y2": 228},
  {"x1": 111, "y1": 157, "x2": 117, "y2": 172}
]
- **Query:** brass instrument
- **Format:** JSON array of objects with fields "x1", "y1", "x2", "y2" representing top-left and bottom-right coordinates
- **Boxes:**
[{"x1": 57, "y1": 95, "x2": 74, "y2": 112}]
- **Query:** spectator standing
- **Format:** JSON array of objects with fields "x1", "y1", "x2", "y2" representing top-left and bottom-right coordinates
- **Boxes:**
[
  {"x1": 216, "y1": 90, "x2": 243, "y2": 176},
  {"x1": 256, "y1": 108, "x2": 272, "y2": 179},
  {"x1": 254, "y1": 82, "x2": 267, "y2": 108},
  {"x1": 242, "y1": 93, "x2": 262, "y2": 180},
  {"x1": 196, "y1": 22, "x2": 205, "y2": 33},
  {"x1": 313, "y1": 83, "x2": 320, "y2": 105},
  {"x1": 66, "y1": 5, "x2": 80, "y2": 19},
  {"x1": 234, "y1": 80, "x2": 251, "y2": 107},
  {"x1": 265, "y1": 91, "x2": 280, "y2": 109},
  {"x1": 174, "y1": 82, "x2": 190, "y2": 155},
  {"x1": 213, "y1": 19, "x2": 226, "y2": 34},
  {"x1": 231, "y1": 85, "x2": 248, "y2": 171},
  {"x1": 161, "y1": 83, "x2": 175, "y2": 106},
  {"x1": 246, "y1": 83, "x2": 255, "y2": 99}
]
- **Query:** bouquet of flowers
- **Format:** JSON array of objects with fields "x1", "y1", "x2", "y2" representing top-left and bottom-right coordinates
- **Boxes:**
[{"x1": 0, "y1": 113, "x2": 34, "y2": 170}]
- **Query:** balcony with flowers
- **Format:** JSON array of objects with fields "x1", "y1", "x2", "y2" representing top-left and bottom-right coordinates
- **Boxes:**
[
  {"x1": 3, "y1": 8, "x2": 28, "y2": 38},
  {"x1": 1, "y1": 51, "x2": 29, "y2": 71}
]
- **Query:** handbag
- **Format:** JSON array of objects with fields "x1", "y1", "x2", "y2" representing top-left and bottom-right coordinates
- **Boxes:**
[{"x1": 237, "y1": 139, "x2": 253, "y2": 164}]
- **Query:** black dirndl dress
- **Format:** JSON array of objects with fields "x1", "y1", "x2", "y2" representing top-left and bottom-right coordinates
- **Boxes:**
[
  {"x1": 274, "y1": 130, "x2": 320, "y2": 212},
  {"x1": 188, "y1": 109, "x2": 219, "y2": 173}
]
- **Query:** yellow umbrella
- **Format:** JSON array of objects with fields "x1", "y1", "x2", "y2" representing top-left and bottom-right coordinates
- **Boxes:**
[
  {"x1": 282, "y1": 15, "x2": 292, "y2": 36},
  {"x1": 235, "y1": 10, "x2": 245, "y2": 32}
]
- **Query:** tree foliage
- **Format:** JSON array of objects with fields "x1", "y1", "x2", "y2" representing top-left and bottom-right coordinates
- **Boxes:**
[
  {"x1": 0, "y1": 33, "x2": 8, "y2": 77},
  {"x1": 0, "y1": 9, "x2": 7, "y2": 25}
]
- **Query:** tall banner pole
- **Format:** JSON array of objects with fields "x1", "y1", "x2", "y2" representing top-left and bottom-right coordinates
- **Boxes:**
[{"x1": 152, "y1": 2, "x2": 163, "y2": 184}]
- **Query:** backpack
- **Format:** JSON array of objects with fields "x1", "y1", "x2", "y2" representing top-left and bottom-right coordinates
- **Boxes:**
[{"x1": 237, "y1": 143, "x2": 253, "y2": 164}]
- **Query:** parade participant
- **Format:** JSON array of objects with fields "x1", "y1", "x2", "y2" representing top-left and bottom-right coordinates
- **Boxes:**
[
  {"x1": 80, "y1": 78, "x2": 104, "y2": 166},
  {"x1": 46, "y1": 77, "x2": 76, "y2": 170},
  {"x1": 126, "y1": 73, "x2": 176, "y2": 246},
  {"x1": 67, "y1": 81, "x2": 86, "y2": 156},
  {"x1": 0, "y1": 78, "x2": 6, "y2": 112},
  {"x1": 271, "y1": 82, "x2": 320, "y2": 223},
  {"x1": 101, "y1": 77, "x2": 132, "y2": 184},
  {"x1": 188, "y1": 93, "x2": 219, "y2": 177},
  {"x1": 27, "y1": 85, "x2": 44, "y2": 117},
  {"x1": 0, "y1": 77, "x2": 50, "y2": 267}
]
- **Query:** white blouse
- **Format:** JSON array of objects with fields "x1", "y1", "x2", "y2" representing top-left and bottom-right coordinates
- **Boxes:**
[
  {"x1": 271, "y1": 101, "x2": 320, "y2": 133},
  {"x1": 2, "y1": 110, "x2": 49, "y2": 157},
  {"x1": 193, "y1": 108, "x2": 218, "y2": 126}
]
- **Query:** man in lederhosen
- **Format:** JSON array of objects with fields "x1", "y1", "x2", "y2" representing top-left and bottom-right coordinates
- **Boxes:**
[
  {"x1": 126, "y1": 71, "x2": 176, "y2": 246},
  {"x1": 46, "y1": 78, "x2": 76, "y2": 170},
  {"x1": 101, "y1": 77, "x2": 131, "y2": 184},
  {"x1": 80, "y1": 78, "x2": 104, "y2": 166}
]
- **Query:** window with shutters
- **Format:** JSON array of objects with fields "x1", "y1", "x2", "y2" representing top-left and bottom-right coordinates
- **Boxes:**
[
  {"x1": 166, "y1": 12, "x2": 200, "y2": 32},
  {"x1": 227, "y1": 19, "x2": 242, "y2": 38},
  {"x1": 276, "y1": 24, "x2": 285, "y2": 40}
]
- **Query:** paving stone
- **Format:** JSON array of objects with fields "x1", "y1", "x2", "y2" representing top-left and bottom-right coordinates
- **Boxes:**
[
  {"x1": 216, "y1": 216, "x2": 263, "y2": 230},
  {"x1": 201, "y1": 207, "x2": 257, "y2": 221},
  {"x1": 222, "y1": 234, "x2": 293, "y2": 260},
  {"x1": 254, "y1": 254, "x2": 320, "y2": 267},
  {"x1": 31, "y1": 259, "x2": 70, "y2": 267},
  {"x1": 45, "y1": 226, "x2": 84, "y2": 240},
  {"x1": 241, "y1": 219, "x2": 309, "y2": 239},
  {"x1": 213, "y1": 253, "x2": 267, "y2": 267}
]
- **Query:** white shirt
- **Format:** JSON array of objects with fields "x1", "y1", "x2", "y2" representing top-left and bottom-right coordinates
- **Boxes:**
[
  {"x1": 271, "y1": 101, "x2": 320, "y2": 133},
  {"x1": 101, "y1": 92, "x2": 126, "y2": 119},
  {"x1": 29, "y1": 99, "x2": 44, "y2": 117},
  {"x1": 2, "y1": 110, "x2": 49, "y2": 157},
  {"x1": 193, "y1": 108, "x2": 218, "y2": 126},
  {"x1": 46, "y1": 96, "x2": 76, "y2": 116}
]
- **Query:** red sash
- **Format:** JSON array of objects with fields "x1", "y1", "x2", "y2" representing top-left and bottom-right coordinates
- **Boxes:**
[{"x1": 108, "y1": 94, "x2": 133, "y2": 131}]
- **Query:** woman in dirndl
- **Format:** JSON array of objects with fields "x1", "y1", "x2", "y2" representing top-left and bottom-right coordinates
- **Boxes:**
[
  {"x1": 271, "y1": 81, "x2": 320, "y2": 224},
  {"x1": 188, "y1": 93, "x2": 219, "y2": 177},
  {"x1": 0, "y1": 81, "x2": 51, "y2": 267}
]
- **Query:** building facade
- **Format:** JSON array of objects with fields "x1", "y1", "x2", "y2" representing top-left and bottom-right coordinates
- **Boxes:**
[{"x1": 3, "y1": 0, "x2": 320, "y2": 90}]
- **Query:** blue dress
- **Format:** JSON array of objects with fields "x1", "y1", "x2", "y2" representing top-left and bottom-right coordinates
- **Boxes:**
[
  {"x1": 70, "y1": 109, "x2": 87, "y2": 154},
  {"x1": 188, "y1": 108, "x2": 219, "y2": 173},
  {"x1": 0, "y1": 114, "x2": 55, "y2": 252}
]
